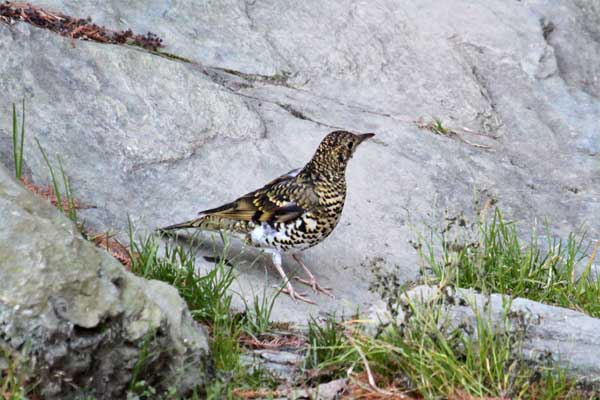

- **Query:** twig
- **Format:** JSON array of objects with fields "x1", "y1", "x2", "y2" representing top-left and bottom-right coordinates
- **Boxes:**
[
  {"x1": 455, "y1": 135, "x2": 491, "y2": 149},
  {"x1": 459, "y1": 126, "x2": 499, "y2": 139},
  {"x1": 416, "y1": 118, "x2": 492, "y2": 149},
  {"x1": 88, "y1": 231, "x2": 132, "y2": 268},
  {"x1": 345, "y1": 332, "x2": 394, "y2": 397}
]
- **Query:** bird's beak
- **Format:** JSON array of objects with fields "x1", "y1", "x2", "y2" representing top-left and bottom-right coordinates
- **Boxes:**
[{"x1": 358, "y1": 133, "x2": 375, "y2": 143}]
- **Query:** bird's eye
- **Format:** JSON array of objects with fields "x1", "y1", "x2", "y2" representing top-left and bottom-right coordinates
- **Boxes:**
[{"x1": 347, "y1": 142, "x2": 354, "y2": 149}]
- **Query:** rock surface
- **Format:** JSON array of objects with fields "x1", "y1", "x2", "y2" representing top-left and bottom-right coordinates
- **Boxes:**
[
  {"x1": 1, "y1": 0, "x2": 599, "y2": 322},
  {"x1": 0, "y1": 164, "x2": 211, "y2": 399},
  {"x1": 284, "y1": 378, "x2": 348, "y2": 400},
  {"x1": 241, "y1": 349, "x2": 303, "y2": 384},
  {"x1": 369, "y1": 285, "x2": 600, "y2": 384}
]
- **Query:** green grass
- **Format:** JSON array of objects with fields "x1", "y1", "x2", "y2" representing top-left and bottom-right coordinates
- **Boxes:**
[
  {"x1": 127, "y1": 331, "x2": 159, "y2": 397},
  {"x1": 239, "y1": 284, "x2": 280, "y2": 337},
  {"x1": 377, "y1": 297, "x2": 585, "y2": 399},
  {"x1": 129, "y1": 231, "x2": 235, "y2": 323},
  {"x1": 11, "y1": 100, "x2": 25, "y2": 179},
  {"x1": 127, "y1": 226, "x2": 280, "y2": 398},
  {"x1": 128, "y1": 229, "x2": 239, "y2": 366},
  {"x1": 302, "y1": 296, "x2": 592, "y2": 399},
  {"x1": 56, "y1": 155, "x2": 77, "y2": 221},
  {"x1": 430, "y1": 118, "x2": 449, "y2": 135},
  {"x1": 0, "y1": 348, "x2": 34, "y2": 400},
  {"x1": 304, "y1": 315, "x2": 356, "y2": 377},
  {"x1": 7, "y1": 103, "x2": 79, "y2": 221},
  {"x1": 35, "y1": 138, "x2": 78, "y2": 221},
  {"x1": 418, "y1": 208, "x2": 600, "y2": 317}
]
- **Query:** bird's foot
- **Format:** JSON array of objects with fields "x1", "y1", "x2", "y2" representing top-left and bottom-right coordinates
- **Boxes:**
[
  {"x1": 275, "y1": 285, "x2": 316, "y2": 304},
  {"x1": 295, "y1": 276, "x2": 334, "y2": 298}
]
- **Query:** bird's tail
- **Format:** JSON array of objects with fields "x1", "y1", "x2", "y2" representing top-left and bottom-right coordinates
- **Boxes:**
[
  {"x1": 159, "y1": 220, "x2": 199, "y2": 231},
  {"x1": 158, "y1": 214, "x2": 237, "y2": 233}
]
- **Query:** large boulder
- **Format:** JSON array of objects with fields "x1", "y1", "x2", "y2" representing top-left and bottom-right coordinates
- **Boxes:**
[
  {"x1": 1, "y1": 0, "x2": 599, "y2": 322},
  {"x1": 0, "y1": 164, "x2": 211, "y2": 399}
]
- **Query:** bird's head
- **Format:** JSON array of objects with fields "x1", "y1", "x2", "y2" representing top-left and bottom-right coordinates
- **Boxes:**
[{"x1": 307, "y1": 130, "x2": 375, "y2": 179}]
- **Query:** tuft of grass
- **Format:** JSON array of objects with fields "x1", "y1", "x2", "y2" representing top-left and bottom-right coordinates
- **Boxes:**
[
  {"x1": 6, "y1": 103, "x2": 80, "y2": 222},
  {"x1": 128, "y1": 229, "x2": 236, "y2": 325},
  {"x1": 35, "y1": 138, "x2": 62, "y2": 212},
  {"x1": 418, "y1": 208, "x2": 600, "y2": 317},
  {"x1": 430, "y1": 118, "x2": 449, "y2": 135},
  {"x1": 239, "y1": 285, "x2": 280, "y2": 337},
  {"x1": 56, "y1": 156, "x2": 77, "y2": 221},
  {"x1": 369, "y1": 296, "x2": 588, "y2": 399},
  {"x1": 302, "y1": 296, "x2": 591, "y2": 399},
  {"x1": 35, "y1": 139, "x2": 78, "y2": 221},
  {"x1": 127, "y1": 330, "x2": 157, "y2": 398},
  {"x1": 304, "y1": 315, "x2": 355, "y2": 375},
  {"x1": 127, "y1": 225, "x2": 282, "y2": 397},
  {"x1": 0, "y1": 348, "x2": 34, "y2": 400},
  {"x1": 11, "y1": 100, "x2": 26, "y2": 180},
  {"x1": 128, "y1": 229, "x2": 240, "y2": 391}
]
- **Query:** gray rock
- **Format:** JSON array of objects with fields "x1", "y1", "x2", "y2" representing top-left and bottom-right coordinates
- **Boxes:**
[
  {"x1": 255, "y1": 349, "x2": 304, "y2": 365},
  {"x1": 0, "y1": 164, "x2": 211, "y2": 399},
  {"x1": 1, "y1": 0, "x2": 599, "y2": 323},
  {"x1": 370, "y1": 285, "x2": 600, "y2": 384},
  {"x1": 281, "y1": 378, "x2": 348, "y2": 400},
  {"x1": 240, "y1": 349, "x2": 303, "y2": 383}
]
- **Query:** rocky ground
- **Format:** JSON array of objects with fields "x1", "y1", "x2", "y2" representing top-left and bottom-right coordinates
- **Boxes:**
[{"x1": 1, "y1": 1, "x2": 600, "y2": 399}]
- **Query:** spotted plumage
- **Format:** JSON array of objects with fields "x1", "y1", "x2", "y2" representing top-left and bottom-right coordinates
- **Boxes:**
[{"x1": 160, "y1": 130, "x2": 375, "y2": 303}]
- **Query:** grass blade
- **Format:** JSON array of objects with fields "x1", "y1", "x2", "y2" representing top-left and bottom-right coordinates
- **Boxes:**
[
  {"x1": 35, "y1": 138, "x2": 63, "y2": 212},
  {"x1": 11, "y1": 100, "x2": 26, "y2": 179},
  {"x1": 18, "y1": 99, "x2": 25, "y2": 179},
  {"x1": 57, "y1": 155, "x2": 76, "y2": 221},
  {"x1": 12, "y1": 103, "x2": 17, "y2": 177}
]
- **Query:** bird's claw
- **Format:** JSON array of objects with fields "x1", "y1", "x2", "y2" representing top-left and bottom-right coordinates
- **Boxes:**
[
  {"x1": 294, "y1": 277, "x2": 334, "y2": 298},
  {"x1": 275, "y1": 285, "x2": 316, "y2": 304}
]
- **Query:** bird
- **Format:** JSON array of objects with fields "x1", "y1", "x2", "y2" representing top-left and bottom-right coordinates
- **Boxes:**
[{"x1": 159, "y1": 130, "x2": 375, "y2": 304}]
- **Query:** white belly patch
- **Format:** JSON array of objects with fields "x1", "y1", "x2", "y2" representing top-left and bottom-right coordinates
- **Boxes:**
[{"x1": 250, "y1": 222, "x2": 283, "y2": 248}]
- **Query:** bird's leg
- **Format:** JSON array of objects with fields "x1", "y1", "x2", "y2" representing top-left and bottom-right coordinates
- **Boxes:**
[
  {"x1": 292, "y1": 254, "x2": 334, "y2": 298},
  {"x1": 266, "y1": 250, "x2": 315, "y2": 305}
]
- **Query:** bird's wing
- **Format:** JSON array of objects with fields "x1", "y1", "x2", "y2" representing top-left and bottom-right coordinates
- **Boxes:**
[
  {"x1": 198, "y1": 168, "x2": 314, "y2": 224},
  {"x1": 263, "y1": 168, "x2": 301, "y2": 186}
]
